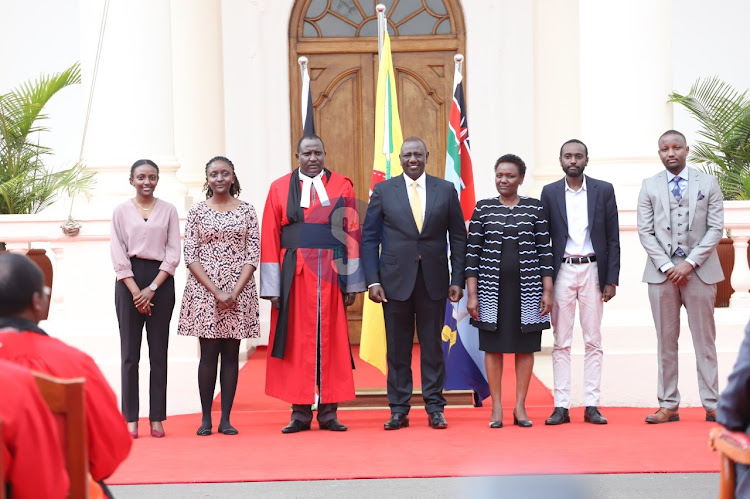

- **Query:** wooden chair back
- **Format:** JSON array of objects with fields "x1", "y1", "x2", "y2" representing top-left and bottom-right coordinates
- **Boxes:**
[
  {"x1": 709, "y1": 426, "x2": 750, "y2": 499},
  {"x1": 0, "y1": 418, "x2": 5, "y2": 499},
  {"x1": 33, "y1": 372, "x2": 89, "y2": 499}
]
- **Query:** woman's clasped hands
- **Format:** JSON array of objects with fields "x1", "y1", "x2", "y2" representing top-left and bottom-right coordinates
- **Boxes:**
[{"x1": 132, "y1": 288, "x2": 155, "y2": 316}]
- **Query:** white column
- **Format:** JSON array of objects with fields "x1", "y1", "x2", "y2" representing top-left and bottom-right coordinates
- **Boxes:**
[
  {"x1": 578, "y1": 0, "x2": 673, "y2": 208},
  {"x1": 532, "y1": 0, "x2": 581, "y2": 195},
  {"x1": 465, "y1": 0, "x2": 535, "y2": 201},
  {"x1": 78, "y1": 0, "x2": 186, "y2": 215},
  {"x1": 724, "y1": 202, "x2": 750, "y2": 308},
  {"x1": 729, "y1": 233, "x2": 750, "y2": 308},
  {"x1": 171, "y1": 0, "x2": 226, "y2": 208}
]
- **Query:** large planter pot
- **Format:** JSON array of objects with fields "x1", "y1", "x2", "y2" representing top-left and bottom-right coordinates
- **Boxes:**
[
  {"x1": 22, "y1": 249, "x2": 54, "y2": 319},
  {"x1": 716, "y1": 237, "x2": 750, "y2": 308}
]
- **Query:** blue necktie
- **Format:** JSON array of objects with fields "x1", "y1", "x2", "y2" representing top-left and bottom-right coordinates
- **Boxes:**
[{"x1": 671, "y1": 176, "x2": 682, "y2": 203}]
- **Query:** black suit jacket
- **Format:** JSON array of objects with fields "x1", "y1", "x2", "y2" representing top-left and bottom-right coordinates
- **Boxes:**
[
  {"x1": 540, "y1": 175, "x2": 620, "y2": 291},
  {"x1": 361, "y1": 173, "x2": 466, "y2": 301}
]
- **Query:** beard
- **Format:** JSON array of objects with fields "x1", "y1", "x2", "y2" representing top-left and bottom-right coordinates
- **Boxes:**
[{"x1": 564, "y1": 167, "x2": 584, "y2": 178}]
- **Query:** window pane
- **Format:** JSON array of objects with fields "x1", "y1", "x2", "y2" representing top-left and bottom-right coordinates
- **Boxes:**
[
  {"x1": 425, "y1": 0, "x2": 448, "y2": 16},
  {"x1": 302, "y1": 0, "x2": 452, "y2": 38},
  {"x1": 435, "y1": 18, "x2": 450, "y2": 35},
  {"x1": 331, "y1": 0, "x2": 363, "y2": 24},
  {"x1": 317, "y1": 14, "x2": 358, "y2": 37},
  {"x1": 399, "y1": 10, "x2": 441, "y2": 36},
  {"x1": 307, "y1": 0, "x2": 326, "y2": 18}
]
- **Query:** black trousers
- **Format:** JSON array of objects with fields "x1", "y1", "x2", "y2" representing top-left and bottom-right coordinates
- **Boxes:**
[
  {"x1": 291, "y1": 403, "x2": 338, "y2": 424},
  {"x1": 383, "y1": 263, "x2": 447, "y2": 415},
  {"x1": 115, "y1": 257, "x2": 175, "y2": 422}
]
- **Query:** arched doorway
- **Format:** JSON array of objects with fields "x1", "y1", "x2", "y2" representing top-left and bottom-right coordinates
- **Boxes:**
[{"x1": 288, "y1": 0, "x2": 467, "y2": 341}]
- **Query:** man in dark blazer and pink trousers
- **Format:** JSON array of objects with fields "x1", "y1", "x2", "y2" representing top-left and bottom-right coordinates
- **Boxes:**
[
  {"x1": 362, "y1": 136, "x2": 466, "y2": 431},
  {"x1": 541, "y1": 139, "x2": 620, "y2": 426}
]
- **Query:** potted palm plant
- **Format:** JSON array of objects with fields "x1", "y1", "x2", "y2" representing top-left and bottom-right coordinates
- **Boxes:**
[
  {"x1": 0, "y1": 62, "x2": 95, "y2": 315},
  {"x1": 669, "y1": 77, "x2": 750, "y2": 201},
  {"x1": 669, "y1": 77, "x2": 750, "y2": 306}
]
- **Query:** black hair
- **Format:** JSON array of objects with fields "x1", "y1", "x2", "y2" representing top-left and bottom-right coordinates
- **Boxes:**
[
  {"x1": 494, "y1": 154, "x2": 526, "y2": 176},
  {"x1": 0, "y1": 253, "x2": 44, "y2": 316},
  {"x1": 204, "y1": 156, "x2": 242, "y2": 198},
  {"x1": 130, "y1": 159, "x2": 159, "y2": 178},
  {"x1": 559, "y1": 139, "x2": 588, "y2": 158},
  {"x1": 659, "y1": 129, "x2": 687, "y2": 144},
  {"x1": 401, "y1": 136, "x2": 428, "y2": 153},
  {"x1": 296, "y1": 134, "x2": 325, "y2": 154}
]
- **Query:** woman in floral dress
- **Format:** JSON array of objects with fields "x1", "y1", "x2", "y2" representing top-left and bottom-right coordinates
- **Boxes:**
[{"x1": 178, "y1": 156, "x2": 260, "y2": 436}]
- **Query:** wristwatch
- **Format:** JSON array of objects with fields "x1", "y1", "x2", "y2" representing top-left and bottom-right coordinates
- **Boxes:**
[{"x1": 149, "y1": 283, "x2": 158, "y2": 291}]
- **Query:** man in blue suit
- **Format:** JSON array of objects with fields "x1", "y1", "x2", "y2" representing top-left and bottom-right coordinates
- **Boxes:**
[
  {"x1": 541, "y1": 139, "x2": 620, "y2": 426},
  {"x1": 362, "y1": 136, "x2": 466, "y2": 431},
  {"x1": 718, "y1": 319, "x2": 750, "y2": 497}
]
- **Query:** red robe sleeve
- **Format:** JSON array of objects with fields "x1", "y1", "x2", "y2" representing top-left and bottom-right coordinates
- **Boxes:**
[
  {"x1": 0, "y1": 360, "x2": 69, "y2": 499},
  {"x1": 76, "y1": 349, "x2": 133, "y2": 481},
  {"x1": 260, "y1": 176, "x2": 288, "y2": 299}
]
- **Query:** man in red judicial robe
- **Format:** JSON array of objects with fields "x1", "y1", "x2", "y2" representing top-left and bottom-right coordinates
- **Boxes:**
[
  {"x1": 1, "y1": 359, "x2": 69, "y2": 499},
  {"x1": 261, "y1": 134, "x2": 365, "y2": 433},
  {"x1": 0, "y1": 252, "x2": 132, "y2": 489}
]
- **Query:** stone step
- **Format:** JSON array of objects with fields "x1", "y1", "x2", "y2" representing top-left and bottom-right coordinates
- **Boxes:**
[{"x1": 340, "y1": 388, "x2": 476, "y2": 410}]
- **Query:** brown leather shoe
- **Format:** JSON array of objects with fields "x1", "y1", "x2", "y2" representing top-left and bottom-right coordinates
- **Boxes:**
[
  {"x1": 645, "y1": 407, "x2": 679, "y2": 424},
  {"x1": 706, "y1": 410, "x2": 717, "y2": 422}
]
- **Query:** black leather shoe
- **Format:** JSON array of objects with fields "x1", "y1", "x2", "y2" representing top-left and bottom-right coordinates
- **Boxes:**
[
  {"x1": 281, "y1": 420, "x2": 311, "y2": 434},
  {"x1": 513, "y1": 411, "x2": 533, "y2": 428},
  {"x1": 384, "y1": 413, "x2": 409, "y2": 430},
  {"x1": 428, "y1": 411, "x2": 448, "y2": 429},
  {"x1": 584, "y1": 406, "x2": 608, "y2": 425},
  {"x1": 218, "y1": 424, "x2": 239, "y2": 435},
  {"x1": 489, "y1": 421, "x2": 503, "y2": 429},
  {"x1": 545, "y1": 407, "x2": 570, "y2": 425},
  {"x1": 319, "y1": 418, "x2": 347, "y2": 431}
]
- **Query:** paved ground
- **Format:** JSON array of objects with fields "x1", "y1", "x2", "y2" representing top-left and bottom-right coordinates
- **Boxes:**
[{"x1": 110, "y1": 473, "x2": 718, "y2": 498}]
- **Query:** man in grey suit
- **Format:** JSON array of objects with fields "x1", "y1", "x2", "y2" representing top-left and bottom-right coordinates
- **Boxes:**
[
  {"x1": 541, "y1": 139, "x2": 620, "y2": 426},
  {"x1": 637, "y1": 129, "x2": 724, "y2": 424},
  {"x1": 362, "y1": 136, "x2": 466, "y2": 431}
]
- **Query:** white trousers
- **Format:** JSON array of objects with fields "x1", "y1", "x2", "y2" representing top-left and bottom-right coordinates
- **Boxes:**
[{"x1": 550, "y1": 261, "x2": 603, "y2": 408}]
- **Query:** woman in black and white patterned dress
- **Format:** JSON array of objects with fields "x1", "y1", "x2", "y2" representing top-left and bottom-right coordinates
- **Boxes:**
[
  {"x1": 466, "y1": 154, "x2": 553, "y2": 428},
  {"x1": 178, "y1": 156, "x2": 260, "y2": 436}
]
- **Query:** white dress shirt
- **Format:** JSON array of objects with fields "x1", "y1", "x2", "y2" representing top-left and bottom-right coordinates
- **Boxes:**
[
  {"x1": 563, "y1": 177, "x2": 595, "y2": 257},
  {"x1": 299, "y1": 170, "x2": 330, "y2": 208}
]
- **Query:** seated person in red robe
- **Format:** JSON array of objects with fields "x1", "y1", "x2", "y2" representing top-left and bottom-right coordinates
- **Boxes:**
[
  {"x1": 1, "y1": 359, "x2": 69, "y2": 499},
  {"x1": 0, "y1": 253, "x2": 132, "y2": 492}
]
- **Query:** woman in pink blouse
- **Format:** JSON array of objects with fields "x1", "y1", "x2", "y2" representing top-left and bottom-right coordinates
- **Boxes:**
[{"x1": 110, "y1": 159, "x2": 181, "y2": 439}]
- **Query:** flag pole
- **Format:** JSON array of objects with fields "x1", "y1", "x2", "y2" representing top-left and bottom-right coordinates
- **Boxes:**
[
  {"x1": 299, "y1": 56, "x2": 316, "y2": 135},
  {"x1": 298, "y1": 55, "x2": 308, "y2": 130},
  {"x1": 376, "y1": 3, "x2": 386, "y2": 57},
  {"x1": 454, "y1": 53, "x2": 463, "y2": 76},
  {"x1": 298, "y1": 56, "x2": 308, "y2": 80}
]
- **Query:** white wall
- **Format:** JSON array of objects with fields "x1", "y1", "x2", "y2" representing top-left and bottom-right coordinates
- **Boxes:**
[
  {"x1": 3, "y1": 0, "x2": 750, "y2": 415},
  {"x1": 672, "y1": 0, "x2": 750, "y2": 143}
]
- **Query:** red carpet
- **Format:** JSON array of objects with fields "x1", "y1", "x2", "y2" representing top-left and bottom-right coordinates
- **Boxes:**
[{"x1": 108, "y1": 347, "x2": 720, "y2": 485}]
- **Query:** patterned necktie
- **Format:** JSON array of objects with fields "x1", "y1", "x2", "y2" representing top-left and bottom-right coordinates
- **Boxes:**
[
  {"x1": 672, "y1": 176, "x2": 683, "y2": 203},
  {"x1": 410, "y1": 181, "x2": 423, "y2": 232}
]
